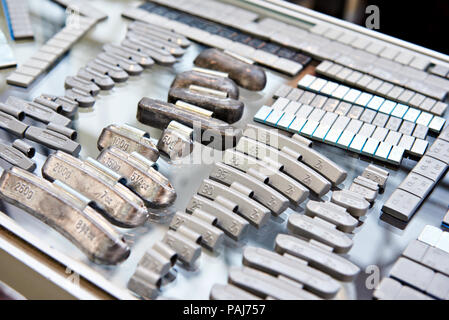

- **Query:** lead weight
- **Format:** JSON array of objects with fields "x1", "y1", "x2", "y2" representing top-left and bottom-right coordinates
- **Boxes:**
[
  {"x1": 186, "y1": 195, "x2": 249, "y2": 241},
  {"x1": 12, "y1": 139, "x2": 35, "y2": 158},
  {"x1": 42, "y1": 152, "x2": 149, "y2": 228},
  {"x1": 97, "y1": 147, "x2": 176, "y2": 208},
  {"x1": 33, "y1": 97, "x2": 63, "y2": 113},
  {"x1": 215, "y1": 196, "x2": 241, "y2": 213},
  {"x1": 331, "y1": 190, "x2": 370, "y2": 217},
  {"x1": 362, "y1": 167, "x2": 389, "y2": 189},
  {"x1": 167, "y1": 120, "x2": 194, "y2": 139},
  {"x1": 189, "y1": 86, "x2": 228, "y2": 100},
  {"x1": 275, "y1": 234, "x2": 360, "y2": 282},
  {"x1": 39, "y1": 94, "x2": 78, "y2": 117},
  {"x1": 77, "y1": 67, "x2": 115, "y2": 90},
  {"x1": 367, "y1": 164, "x2": 389, "y2": 178},
  {"x1": 97, "y1": 124, "x2": 160, "y2": 162},
  {"x1": 127, "y1": 266, "x2": 161, "y2": 300},
  {"x1": 189, "y1": 84, "x2": 228, "y2": 98},
  {"x1": 0, "y1": 111, "x2": 28, "y2": 137},
  {"x1": 353, "y1": 176, "x2": 379, "y2": 193},
  {"x1": 121, "y1": 38, "x2": 177, "y2": 66},
  {"x1": 305, "y1": 201, "x2": 358, "y2": 233},
  {"x1": 0, "y1": 140, "x2": 36, "y2": 172},
  {"x1": 102, "y1": 43, "x2": 155, "y2": 68},
  {"x1": 58, "y1": 97, "x2": 78, "y2": 117},
  {"x1": 64, "y1": 76, "x2": 101, "y2": 96},
  {"x1": 157, "y1": 126, "x2": 193, "y2": 160},
  {"x1": 247, "y1": 167, "x2": 271, "y2": 184},
  {"x1": 175, "y1": 100, "x2": 214, "y2": 118},
  {"x1": 244, "y1": 124, "x2": 346, "y2": 186},
  {"x1": 210, "y1": 162, "x2": 289, "y2": 216},
  {"x1": 230, "y1": 182, "x2": 253, "y2": 198},
  {"x1": 0, "y1": 102, "x2": 25, "y2": 120},
  {"x1": 65, "y1": 88, "x2": 96, "y2": 108},
  {"x1": 137, "y1": 248, "x2": 171, "y2": 276},
  {"x1": 382, "y1": 189, "x2": 423, "y2": 222},
  {"x1": 170, "y1": 212, "x2": 224, "y2": 251},
  {"x1": 292, "y1": 134, "x2": 313, "y2": 148},
  {"x1": 162, "y1": 230, "x2": 202, "y2": 267},
  {"x1": 210, "y1": 284, "x2": 261, "y2": 300},
  {"x1": 176, "y1": 225, "x2": 203, "y2": 244},
  {"x1": 167, "y1": 87, "x2": 244, "y2": 124},
  {"x1": 126, "y1": 31, "x2": 186, "y2": 57},
  {"x1": 24, "y1": 126, "x2": 81, "y2": 156},
  {"x1": 152, "y1": 241, "x2": 178, "y2": 267},
  {"x1": 127, "y1": 21, "x2": 191, "y2": 48},
  {"x1": 198, "y1": 179, "x2": 270, "y2": 228},
  {"x1": 287, "y1": 214, "x2": 353, "y2": 254},
  {"x1": 237, "y1": 137, "x2": 332, "y2": 197},
  {"x1": 46, "y1": 123, "x2": 77, "y2": 140},
  {"x1": 6, "y1": 96, "x2": 71, "y2": 126},
  {"x1": 0, "y1": 168, "x2": 131, "y2": 265},
  {"x1": 86, "y1": 59, "x2": 130, "y2": 82},
  {"x1": 228, "y1": 266, "x2": 320, "y2": 300},
  {"x1": 194, "y1": 48, "x2": 267, "y2": 91},
  {"x1": 349, "y1": 183, "x2": 377, "y2": 203},
  {"x1": 242, "y1": 247, "x2": 341, "y2": 299},
  {"x1": 0, "y1": 109, "x2": 78, "y2": 156},
  {"x1": 191, "y1": 209, "x2": 218, "y2": 226},
  {"x1": 171, "y1": 69, "x2": 239, "y2": 100},
  {"x1": 137, "y1": 98, "x2": 241, "y2": 150},
  {"x1": 96, "y1": 52, "x2": 143, "y2": 77},
  {"x1": 223, "y1": 149, "x2": 309, "y2": 204}
]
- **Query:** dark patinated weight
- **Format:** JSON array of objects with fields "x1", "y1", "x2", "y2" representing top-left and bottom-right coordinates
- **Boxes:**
[
  {"x1": 167, "y1": 87, "x2": 243, "y2": 124},
  {"x1": 137, "y1": 98, "x2": 241, "y2": 150},
  {"x1": 170, "y1": 70, "x2": 240, "y2": 100},
  {"x1": 194, "y1": 49, "x2": 267, "y2": 91}
]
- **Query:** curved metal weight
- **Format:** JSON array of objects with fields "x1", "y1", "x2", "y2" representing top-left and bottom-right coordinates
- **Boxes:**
[
  {"x1": 126, "y1": 30, "x2": 186, "y2": 57},
  {"x1": 127, "y1": 21, "x2": 191, "y2": 48},
  {"x1": 167, "y1": 87, "x2": 244, "y2": 124},
  {"x1": 0, "y1": 140, "x2": 36, "y2": 172},
  {"x1": 0, "y1": 167, "x2": 131, "y2": 265},
  {"x1": 194, "y1": 49, "x2": 267, "y2": 91},
  {"x1": 97, "y1": 124, "x2": 160, "y2": 162},
  {"x1": 170, "y1": 70, "x2": 240, "y2": 100},
  {"x1": 137, "y1": 98, "x2": 241, "y2": 150},
  {"x1": 42, "y1": 152, "x2": 149, "y2": 228},
  {"x1": 157, "y1": 127, "x2": 194, "y2": 161},
  {"x1": 102, "y1": 43, "x2": 155, "y2": 68},
  {"x1": 97, "y1": 147, "x2": 177, "y2": 208}
]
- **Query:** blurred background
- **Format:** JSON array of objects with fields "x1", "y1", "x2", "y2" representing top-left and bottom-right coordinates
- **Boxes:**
[{"x1": 285, "y1": 0, "x2": 449, "y2": 55}]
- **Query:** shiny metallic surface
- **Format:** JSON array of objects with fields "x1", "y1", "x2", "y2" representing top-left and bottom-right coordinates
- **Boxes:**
[
  {"x1": 157, "y1": 128, "x2": 193, "y2": 161},
  {"x1": 42, "y1": 152, "x2": 149, "y2": 228},
  {"x1": 194, "y1": 49, "x2": 267, "y2": 91},
  {"x1": 0, "y1": 140, "x2": 36, "y2": 171},
  {"x1": 0, "y1": 0, "x2": 447, "y2": 300},
  {"x1": 0, "y1": 167, "x2": 130, "y2": 265},
  {"x1": 97, "y1": 124, "x2": 160, "y2": 162},
  {"x1": 97, "y1": 147, "x2": 177, "y2": 208}
]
